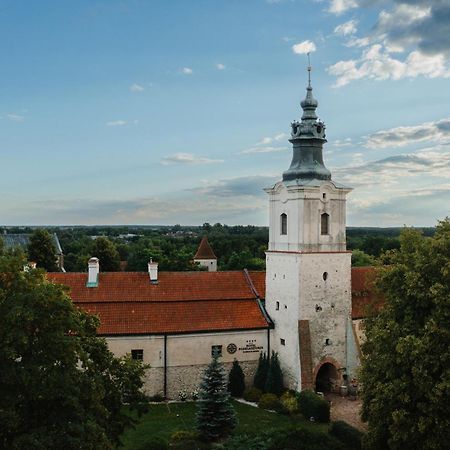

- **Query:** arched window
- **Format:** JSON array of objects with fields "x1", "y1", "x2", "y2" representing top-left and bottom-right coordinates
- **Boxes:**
[
  {"x1": 321, "y1": 213, "x2": 329, "y2": 235},
  {"x1": 280, "y1": 213, "x2": 287, "y2": 235}
]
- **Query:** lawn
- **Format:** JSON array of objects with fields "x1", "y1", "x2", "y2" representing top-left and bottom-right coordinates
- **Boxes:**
[{"x1": 120, "y1": 400, "x2": 328, "y2": 450}]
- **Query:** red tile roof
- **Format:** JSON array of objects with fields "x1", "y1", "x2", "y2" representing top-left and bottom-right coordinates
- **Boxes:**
[
  {"x1": 247, "y1": 271, "x2": 266, "y2": 299},
  {"x1": 351, "y1": 267, "x2": 384, "y2": 319},
  {"x1": 82, "y1": 300, "x2": 268, "y2": 335},
  {"x1": 48, "y1": 271, "x2": 255, "y2": 303},
  {"x1": 194, "y1": 237, "x2": 217, "y2": 260}
]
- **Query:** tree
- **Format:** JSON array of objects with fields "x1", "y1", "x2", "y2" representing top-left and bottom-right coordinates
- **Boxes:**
[
  {"x1": 265, "y1": 351, "x2": 284, "y2": 396},
  {"x1": 27, "y1": 228, "x2": 58, "y2": 271},
  {"x1": 196, "y1": 356, "x2": 237, "y2": 441},
  {"x1": 351, "y1": 249, "x2": 375, "y2": 267},
  {"x1": 228, "y1": 359, "x2": 246, "y2": 397},
  {"x1": 92, "y1": 237, "x2": 120, "y2": 271},
  {"x1": 0, "y1": 252, "x2": 148, "y2": 449},
  {"x1": 360, "y1": 219, "x2": 450, "y2": 450},
  {"x1": 254, "y1": 352, "x2": 269, "y2": 391}
]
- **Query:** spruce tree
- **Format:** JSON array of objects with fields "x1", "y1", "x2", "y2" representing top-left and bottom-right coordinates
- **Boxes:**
[
  {"x1": 228, "y1": 359, "x2": 246, "y2": 397},
  {"x1": 196, "y1": 356, "x2": 237, "y2": 441},
  {"x1": 253, "y1": 352, "x2": 269, "y2": 391},
  {"x1": 265, "y1": 351, "x2": 284, "y2": 396}
]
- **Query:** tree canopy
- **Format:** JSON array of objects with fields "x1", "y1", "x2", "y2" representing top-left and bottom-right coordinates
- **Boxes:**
[
  {"x1": 360, "y1": 219, "x2": 450, "y2": 450},
  {"x1": 92, "y1": 237, "x2": 121, "y2": 272},
  {"x1": 0, "y1": 252, "x2": 148, "y2": 449},
  {"x1": 27, "y1": 228, "x2": 58, "y2": 271}
]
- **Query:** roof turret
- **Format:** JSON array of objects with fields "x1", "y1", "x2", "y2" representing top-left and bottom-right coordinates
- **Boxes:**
[{"x1": 194, "y1": 237, "x2": 217, "y2": 260}]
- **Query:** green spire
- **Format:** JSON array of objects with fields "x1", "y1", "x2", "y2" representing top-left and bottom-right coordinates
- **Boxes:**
[{"x1": 282, "y1": 57, "x2": 331, "y2": 182}]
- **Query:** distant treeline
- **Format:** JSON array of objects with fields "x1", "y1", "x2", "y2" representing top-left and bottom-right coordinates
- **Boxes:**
[{"x1": 1, "y1": 224, "x2": 436, "y2": 272}]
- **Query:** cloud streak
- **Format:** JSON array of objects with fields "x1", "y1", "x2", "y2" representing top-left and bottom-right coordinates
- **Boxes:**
[{"x1": 160, "y1": 153, "x2": 224, "y2": 165}]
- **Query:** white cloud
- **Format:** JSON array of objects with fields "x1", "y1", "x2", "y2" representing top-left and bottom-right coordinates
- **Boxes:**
[
  {"x1": 241, "y1": 146, "x2": 288, "y2": 154},
  {"x1": 327, "y1": 0, "x2": 358, "y2": 15},
  {"x1": 6, "y1": 113, "x2": 24, "y2": 122},
  {"x1": 216, "y1": 63, "x2": 226, "y2": 70},
  {"x1": 328, "y1": 44, "x2": 450, "y2": 87},
  {"x1": 292, "y1": 40, "x2": 316, "y2": 55},
  {"x1": 365, "y1": 117, "x2": 450, "y2": 149},
  {"x1": 106, "y1": 120, "x2": 127, "y2": 127},
  {"x1": 334, "y1": 19, "x2": 358, "y2": 36},
  {"x1": 242, "y1": 132, "x2": 289, "y2": 154},
  {"x1": 182, "y1": 67, "x2": 193, "y2": 75},
  {"x1": 129, "y1": 83, "x2": 144, "y2": 92},
  {"x1": 160, "y1": 153, "x2": 223, "y2": 165}
]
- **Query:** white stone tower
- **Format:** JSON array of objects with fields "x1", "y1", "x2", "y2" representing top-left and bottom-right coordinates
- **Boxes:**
[{"x1": 265, "y1": 66, "x2": 352, "y2": 392}]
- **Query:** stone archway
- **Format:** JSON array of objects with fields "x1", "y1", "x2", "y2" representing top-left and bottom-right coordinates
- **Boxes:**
[{"x1": 315, "y1": 362, "x2": 339, "y2": 393}]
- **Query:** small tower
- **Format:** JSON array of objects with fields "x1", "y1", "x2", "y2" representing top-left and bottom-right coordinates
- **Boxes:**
[
  {"x1": 194, "y1": 237, "x2": 217, "y2": 272},
  {"x1": 265, "y1": 63, "x2": 353, "y2": 392}
]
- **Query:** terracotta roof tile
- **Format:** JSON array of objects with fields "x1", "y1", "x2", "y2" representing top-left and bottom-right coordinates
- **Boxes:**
[
  {"x1": 247, "y1": 271, "x2": 266, "y2": 299},
  {"x1": 80, "y1": 300, "x2": 268, "y2": 335},
  {"x1": 194, "y1": 237, "x2": 217, "y2": 260}
]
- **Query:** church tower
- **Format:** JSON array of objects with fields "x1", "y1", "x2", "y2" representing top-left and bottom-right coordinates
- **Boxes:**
[{"x1": 265, "y1": 66, "x2": 352, "y2": 392}]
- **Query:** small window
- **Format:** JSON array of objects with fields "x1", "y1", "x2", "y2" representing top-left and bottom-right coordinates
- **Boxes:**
[
  {"x1": 325, "y1": 339, "x2": 331, "y2": 346},
  {"x1": 276, "y1": 301, "x2": 280, "y2": 311},
  {"x1": 280, "y1": 213, "x2": 287, "y2": 235},
  {"x1": 322, "y1": 193, "x2": 326, "y2": 199},
  {"x1": 284, "y1": 304, "x2": 287, "y2": 309},
  {"x1": 211, "y1": 345, "x2": 222, "y2": 358},
  {"x1": 131, "y1": 349, "x2": 143, "y2": 360},
  {"x1": 280, "y1": 338, "x2": 286, "y2": 346},
  {"x1": 323, "y1": 272, "x2": 328, "y2": 281},
  {"x1": 321, "y1": 213, "x2": 329, "y2": 235}
]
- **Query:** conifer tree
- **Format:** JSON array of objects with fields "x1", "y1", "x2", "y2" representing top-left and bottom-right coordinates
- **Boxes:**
[
  {"x1": 265, "y1": 351, "x2": 284, "y2": 396},
  {"x1": 253, "y1": 352, "x2": 269, "y2": 391},
  {"x1": 196, "y1": 356, "x2": 237, "y2": 441},
  {"x1": 228, "y1": 359, "x2": 246, "y2": 397}
]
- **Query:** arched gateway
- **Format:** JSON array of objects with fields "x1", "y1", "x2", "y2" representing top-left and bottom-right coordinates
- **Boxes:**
[{"x1": 315, "y1": 362, "x2": 339, "y2": 392}]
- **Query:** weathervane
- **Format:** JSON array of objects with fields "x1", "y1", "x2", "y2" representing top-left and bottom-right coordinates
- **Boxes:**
[{"x1": 307, "y1": 52, "x2": 312, "y2": 87}]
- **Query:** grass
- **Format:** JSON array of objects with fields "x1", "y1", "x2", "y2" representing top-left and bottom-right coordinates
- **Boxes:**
[{"x1": 119, "y1": 400, "x2": 329, "y2": 449}]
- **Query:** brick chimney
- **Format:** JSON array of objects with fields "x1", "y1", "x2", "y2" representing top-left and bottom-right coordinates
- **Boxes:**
[
  {"x1": 148, "y1": 258, "x2": 158, "y2": 284},
  {"x1": 87, "y1": 257, "x2": 99, "y2": 287}
]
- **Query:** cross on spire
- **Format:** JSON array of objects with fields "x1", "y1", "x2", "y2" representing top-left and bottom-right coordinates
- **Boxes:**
[{"x1": 307, "y1": 52, "x2": 312, "y2": 88}]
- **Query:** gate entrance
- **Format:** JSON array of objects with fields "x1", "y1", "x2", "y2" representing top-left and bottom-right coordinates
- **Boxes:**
[{"x1": 315, "y1": 362, "x2": 338, "y2": 392}]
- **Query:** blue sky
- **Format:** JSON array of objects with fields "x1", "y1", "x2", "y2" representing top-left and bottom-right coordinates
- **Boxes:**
[{"x1": 1, "y1": 0, "x2": 449, "y2": 226}]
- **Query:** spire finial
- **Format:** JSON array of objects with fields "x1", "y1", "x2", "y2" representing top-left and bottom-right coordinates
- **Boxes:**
[{"x1": 307, "y1": 52, "x2": 312, "y2": 88}]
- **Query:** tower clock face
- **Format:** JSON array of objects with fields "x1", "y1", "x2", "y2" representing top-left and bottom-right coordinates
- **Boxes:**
[{"x1": 316, "y1": 125, "x2": 322, "y2": 134}]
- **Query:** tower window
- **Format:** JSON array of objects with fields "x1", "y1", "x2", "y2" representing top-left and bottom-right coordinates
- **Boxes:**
[
  {"x1": 323, "y1": 272, "x2": 328, "y2": 281},
  {"x1": 322, "y1": 193, "x2": 326, "y2": 199},
  {"x1": 321, "y1": 213, "x2": 329, "y2": 235},
  {"x1": 276, "y1": 301, "x2": 280, "y2": 311},
  {"x1": 280, "y1": 339, "x2": 286, "y2": 346},
  {"x1": 280, "y1": 213, "x2": 287, "y2": 235}
]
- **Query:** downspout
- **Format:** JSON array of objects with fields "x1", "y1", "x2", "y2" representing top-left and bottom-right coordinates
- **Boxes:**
[
  {"x1": 164, "y1": 334, "x2": 168, "y2": 399},
  {"x1": 267, "y1": 327, "x2": 271, "y2": 356}
]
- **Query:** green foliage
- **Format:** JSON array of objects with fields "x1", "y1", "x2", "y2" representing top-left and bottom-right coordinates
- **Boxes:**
[
  {"x1": 0, "y1": 253, "x2": 148, "y2": 449},
  {"x1": 258, "y1": 393, "x2": 281, "y2": 411},
  {"x1": 228, "y1": 359, "x2": 246, "y2": 397},
  {"x1": 170, "y1": 430, "x2": 199, "y2": 442},
  {"x1": 351, "y1": 248, "x2": 376, "y2": 267},
  {"x1": 136, "y1": 436, "x2": 168, "y2": 450},
  {"x1": 27, "y1": 228, "x2": 58, "y2": 271},
  {"x1": 92, "y1": 236, "x2": 121, "y2": 271},
  {"x1": 360, "y1": 219, "x2": 450, "y2": 450},
  {"x1": 265, "y1": 352, "x2": 284, "y2": 396},
  {"x1": 297, "y1": 390, "x2": 330, "y2": 423},
  {"x1": 243, "y1": 387, "x2": 263, "y2": 403},
  {"x1": 196, "y1": 356, "x2": 237, "y2": 441},
  {"x1": 254, "y1": 352, "x2": 269, "y2": 391},
  {"x1": 280, "y1": 391, "x2": 299, "y2": 415},
  {"x1": 329, "y1": 421, "x2": 363, "y2": 450}
]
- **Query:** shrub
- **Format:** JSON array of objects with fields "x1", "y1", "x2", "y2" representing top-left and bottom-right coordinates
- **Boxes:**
[
  {"x1": 258, "y1": 393, "x2": 280, "y2": 411},
  {"x1": 297, "y1": 390, "x2": 330, "y2": 423},
  {"x1": 266, "y1": 427, "x2": 344, "y2": 450},
  {"x1": 243, "y1": 387, "x2": 263, "y2": 403},
  {"x1": 148, "y1": 393, "x2": 165, "y2": 402},
  {"x1": 136, "y1": 436, "x2": 168, "y2": 450},
  {"x1": 228, "y1": 359, "x2": 246, "y2": 397},
  {"x1": 265, "y1": 352, "x2": 284, "y2": 396},
  {"x1": 280, "y1": 391, "x2": 298, "y2": 415},
  {"x1": 178, "y1": 389, "x2": 188, "y2": 401},
  {"x1": 254, "y1": 352, "x2": 269, "y2": 391},
  {"x1": 170, "y1": 430, "x2": 199, "y2": 442},
  {"x1": 330, "y1": 421, "x2": 363, "y2": 450}
]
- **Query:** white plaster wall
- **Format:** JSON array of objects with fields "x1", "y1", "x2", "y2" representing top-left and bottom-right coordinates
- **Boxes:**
[
  {"x1": 267, "y1": 181, "x2": 351, "y2": 252},
  {"x1": 194, "y1": 259, "x2": 217, "y2": 272},
  {"x1": 265, "y1": 252, "x2": 302, "y2": 390},
  {"x1": 106, "y1": 329, "x2": 267, "y2": 398},
  {"x1": 297, "y1": 252, "x2": 352, "y2": 375}
]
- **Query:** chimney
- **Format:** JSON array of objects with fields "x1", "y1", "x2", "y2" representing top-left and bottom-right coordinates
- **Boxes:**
[
  {"x1": 87, "y1": 257, "x2": 99, "y2": 287},
  {"x1": 148, "y1": 258, "x2": 158, "y2": 284}
]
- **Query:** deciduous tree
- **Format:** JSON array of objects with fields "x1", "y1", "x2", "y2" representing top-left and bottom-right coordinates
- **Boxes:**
[
  {"x1": 27, "y1": 228, "x2": 58, "y2": 271},
  {"x1": 360, "y1": 219, "x2": 450, "y2": 450},
  {"x1": 0, "y1": 253, "x2": 148, "y2": 449},
  {"x1": 92, "y1": 236, "x2": 120, "y2": 271}
]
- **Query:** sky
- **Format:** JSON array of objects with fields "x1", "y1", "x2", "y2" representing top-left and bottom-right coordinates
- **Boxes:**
[{"x1": 1, "y1": 0, "x2": 449, "y2": 227}]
